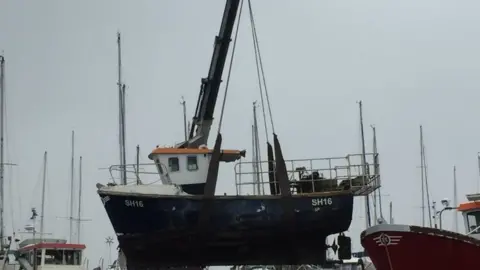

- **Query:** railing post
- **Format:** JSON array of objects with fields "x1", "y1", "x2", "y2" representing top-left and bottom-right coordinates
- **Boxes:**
[{"x1": 310, "y1": 159, "x2": 315, "y2": 192}]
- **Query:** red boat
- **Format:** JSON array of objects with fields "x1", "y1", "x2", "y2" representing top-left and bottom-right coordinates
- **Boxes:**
[{"x1": 361, "y1": 193, "x2": 480, "y2": 270}]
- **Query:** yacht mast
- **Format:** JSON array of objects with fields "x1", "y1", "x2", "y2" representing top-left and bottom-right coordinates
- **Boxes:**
[
  {"x1": 40, "y1": 151, "x2": 47, "y2": 242},
  {"x1": 421, "y1": 127, "x2": 433, "y2": 227},
  {"x1": 69, "y1": 131, "x2": 75, "y2": 243},
  {"x1": 453, "y1": 165, "x2": 458, "y2": 232},
  {"x1": 420, "y1": 125, "x2": 426, "y2": 226},
  {"x1": 0, "y1": 55, "x2": 4, "y2": 249},
  {"x1": 77, "y1": 156, "x2": 83, "y2": 243},
  {"x1": 117, "y1": 32, "x2": 127, "y2": 185}
]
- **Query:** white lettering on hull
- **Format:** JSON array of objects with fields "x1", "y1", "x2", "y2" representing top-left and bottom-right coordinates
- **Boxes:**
[{"x1": 125, "y1": 200, "x2": 144, "y2": 207}]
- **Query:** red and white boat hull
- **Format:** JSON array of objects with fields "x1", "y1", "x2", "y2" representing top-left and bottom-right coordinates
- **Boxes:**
[{"x1": 361, "y1": 224, "x2": 480, "y2": 270}]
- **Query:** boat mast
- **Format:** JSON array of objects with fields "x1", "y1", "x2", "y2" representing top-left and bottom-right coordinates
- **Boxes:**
[
  {"x1": 77, "y1": 156, "x2": 83, "y2": 243},
  {"x1": 40, "y1": 151, "x2": 47, "y2": 242},
  {"x1": 117, "y1": 32, "x2": 127, "y2": 185},
  {"x1": 69, "y1": 130, "x2": 75, "y2": 243},
  {"x1": 453, "y1": 165, "x2": 458, "y2": 232},
  {"x1": 420, "y1": 125, "x2": 426, "y2": 227},
  {"x1": 420, "y1": 127, "x2": 433, "y2": 227},
  {"x1": 358, "y1": 101, "x2": 371, "y2": 228},
  {"x1": 0, "y1": 55, "x2": 5, "y2": 249}
]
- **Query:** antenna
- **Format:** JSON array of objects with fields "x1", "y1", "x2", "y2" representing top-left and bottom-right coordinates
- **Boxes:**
[
  {"x1": 358, "y1": 101, "x2": 371, "y2": 228},
  {"x1": 69, "y1": 130, "x2": 75, "y2": 243},
  {"x1": 180, "y1": 97, "x2": 187, "y2": 141}
]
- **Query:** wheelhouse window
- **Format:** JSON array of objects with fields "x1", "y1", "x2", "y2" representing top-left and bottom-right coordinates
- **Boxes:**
[
  {"x1": 168, "y1": 157, "x2": 180, "y2": 172},
  {"x1": 467, "y1": 211, "x2": 480, "y2": 233},
  {"x1": 187, "y1": 156, "x2": 198, "y2": 171}
]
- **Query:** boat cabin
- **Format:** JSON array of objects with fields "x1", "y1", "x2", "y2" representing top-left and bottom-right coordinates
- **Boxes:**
[
  {"x1": 148, "y1": 146, "x2": 245, "y2": 195},
  {"x1": 17, "y1": 241, "x2": 86, "y2": 269},
  {"x1": 458, "y1": 193, "x2": 480, "y2": 239}
]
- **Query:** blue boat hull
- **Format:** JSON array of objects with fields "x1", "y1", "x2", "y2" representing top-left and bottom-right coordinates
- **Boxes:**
[{"x1": 99, "y1": 192, "x2": 353, "y2": 268}]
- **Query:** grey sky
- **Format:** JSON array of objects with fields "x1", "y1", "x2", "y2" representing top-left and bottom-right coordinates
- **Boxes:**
[{"x1": 2, "y1": 0, "x2": 480, "y2": 266}]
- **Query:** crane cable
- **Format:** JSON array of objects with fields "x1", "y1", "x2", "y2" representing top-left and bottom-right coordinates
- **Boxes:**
[
  {"x1": 217, "y1": 0, "x2": 245, "y2": 134},
  {"x1": 247, "y1": 0, "x2": 276, "y2": 137}
]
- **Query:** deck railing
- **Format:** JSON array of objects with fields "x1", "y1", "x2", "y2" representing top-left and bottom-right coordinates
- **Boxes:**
[
  {"x1": 234, "y1": 153, "x2": 380, "y2": 196},
  {"x1": 104, "y1": 152, "x2": 380, "y2": 197},
  {"x1": 106, "y1": 162, "x2": 163, "y2": 185}
]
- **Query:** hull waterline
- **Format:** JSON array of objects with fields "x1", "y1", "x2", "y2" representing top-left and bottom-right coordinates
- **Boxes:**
[
  {"x1": 99, "y1": 192, "x2": 354, "y2": 268},
  {"x1": 361, "y1": 224, "x2": 480, "y2": 270}
]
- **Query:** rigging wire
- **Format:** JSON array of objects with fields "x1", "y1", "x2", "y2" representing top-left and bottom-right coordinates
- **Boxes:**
[
  {"x1": 247, "y1": 0, "x2": 276, "y2": 135},
  {"x1": 248, "y1": 1, "x2": 269, "y2": 143},
  {"x1": 217, "y1": 0, "x2": 245, "y2": 134}
]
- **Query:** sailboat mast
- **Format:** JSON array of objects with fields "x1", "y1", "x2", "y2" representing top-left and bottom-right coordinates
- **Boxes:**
[
  {"x1": 77, "y1": 156, "x2": 83, "y2": 243},
  {"x1": 0, "y1": 55, "x2": 5, "y2": 249},
  {"x1": 358, "y1": 101, "x2": 371, "y2": 228},
  {"x1": 69, "y1": 131, "x2": 75, "y2": 243},
  {"x1": 117, "y1": 32, "x2": 127, "y2": 185},
  {"x1": 40, "y1": 151, "x2": 47, "y2": 242},
  {"x1": 420, "y1": 125, "x2": 425, "y2": 227},
  {"x1": 453, "y1": 165, "x2": 458, "y2": 232},
  {"x1": 422, "y1": 130, "x2": 433, "y2": 227}
]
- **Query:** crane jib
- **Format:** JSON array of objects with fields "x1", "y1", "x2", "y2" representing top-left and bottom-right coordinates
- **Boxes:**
[{"x1": 183, "y1": 0, "x2": 241, "y2": 148}]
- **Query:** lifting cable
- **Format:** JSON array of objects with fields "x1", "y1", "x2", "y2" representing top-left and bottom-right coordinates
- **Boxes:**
[
  {"x1": 247, "y1": 0, "x2": 276, "y2": 137},
  {"x1": 217, "y1": 0, "x2": 245, "y2": 134}
]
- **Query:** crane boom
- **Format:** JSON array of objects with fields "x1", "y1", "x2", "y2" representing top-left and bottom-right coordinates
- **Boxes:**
[{"x1": 177, "y1": 0, "x2": 241, "y2": 148}]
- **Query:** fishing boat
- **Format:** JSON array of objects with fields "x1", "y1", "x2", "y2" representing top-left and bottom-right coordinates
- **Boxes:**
[
  {"x1": 361, "y1": 192, "x2": 480, "y2": 269},
  {"x1": 97, "y1": 0, "x2": 381, "y2": 268},
  {"x1": 13, "y1": 237, "x2": 86, "y2": 270}
]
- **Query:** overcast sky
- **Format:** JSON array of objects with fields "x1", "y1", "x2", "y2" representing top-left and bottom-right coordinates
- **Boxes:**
[{"x1": 2, "y1": 0, "x2": 480, "y2": 267}]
